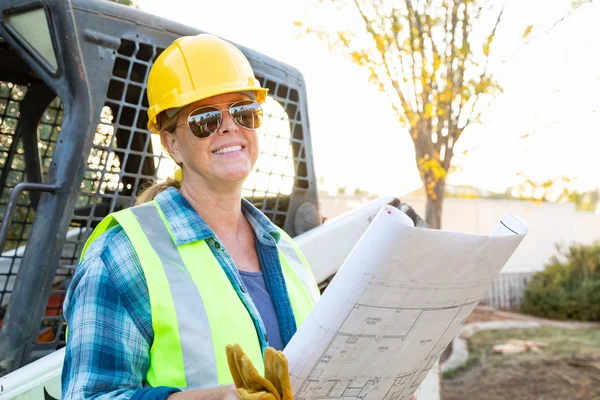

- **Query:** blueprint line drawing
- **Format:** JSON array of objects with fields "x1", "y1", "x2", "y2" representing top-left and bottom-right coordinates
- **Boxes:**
[{"x1": 285, "y1": 206, "x2": 528, "y2": 400}]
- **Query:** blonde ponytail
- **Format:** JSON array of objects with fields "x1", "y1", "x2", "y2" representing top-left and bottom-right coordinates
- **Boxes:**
[{"x1": 135, "y1": 176, "x2": 181, "y2": 205}]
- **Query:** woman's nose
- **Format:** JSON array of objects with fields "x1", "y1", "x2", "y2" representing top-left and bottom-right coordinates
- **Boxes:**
[{"x1": 218, "y1": 110, "x2": 238, "y2": 135}]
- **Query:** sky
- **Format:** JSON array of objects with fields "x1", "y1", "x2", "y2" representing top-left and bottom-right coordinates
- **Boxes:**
[{"x1": 138, "y1": 0, "x2": 600, "y2": 198}]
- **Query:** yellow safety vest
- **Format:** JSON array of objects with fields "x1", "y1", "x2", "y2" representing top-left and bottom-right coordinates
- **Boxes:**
[{"x1": 81, "y1": 200, "x2": 319, "y2": 389}]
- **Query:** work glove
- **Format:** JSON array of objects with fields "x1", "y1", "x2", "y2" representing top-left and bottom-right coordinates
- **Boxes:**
[
  {"x1": 264, "y1": 347, "x2": 293, "y2": 400},
  {"x1": 226, "y1": 344, "x2": 294, "y2": 400}
]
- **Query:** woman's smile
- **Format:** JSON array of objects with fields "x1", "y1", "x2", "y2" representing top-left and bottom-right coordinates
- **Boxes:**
[{"x1": 212, "y1": 143, "x2": 246, "y2": 156}]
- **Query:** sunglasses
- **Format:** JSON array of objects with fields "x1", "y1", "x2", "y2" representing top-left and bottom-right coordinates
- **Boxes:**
[{"x1": 173, "y1": 100, "x2": 263, "y2": 139}]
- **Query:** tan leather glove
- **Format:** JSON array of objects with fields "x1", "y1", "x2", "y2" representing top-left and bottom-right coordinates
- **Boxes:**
[
  {"x1": 226, "y1": 344, "x2": 280, "y2": 400},
  {"x1": 264, "y1": 348, "x2": 293, "y2": 400},
  {"x1": 235, "y1": 388, "x2": 278, "y2": 400}
]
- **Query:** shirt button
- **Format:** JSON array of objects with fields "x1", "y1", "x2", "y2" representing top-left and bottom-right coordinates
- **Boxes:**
[
  {"x1": 240, "y1": 286, "x2": 247, "y2": 293},
  {"x1": 214, "y1": 241, "x2": 221, "y2": 249},
  {"x1": 265, "y1": 334, "x2": 269, "y2": 342}
]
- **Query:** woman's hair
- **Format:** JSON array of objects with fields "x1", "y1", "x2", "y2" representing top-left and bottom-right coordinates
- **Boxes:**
[
  {"x1": 135, "y1": 111, "x2": 181, "y2": 205},
  {"x1": 135, "y1": 176, "x2": 181, "y2": 205}
]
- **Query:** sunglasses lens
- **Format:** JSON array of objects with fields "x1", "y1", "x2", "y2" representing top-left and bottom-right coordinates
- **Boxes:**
[
  {"x1": 186, "y1": 101, "x2": 263, "y2": 138},
  {"x1": 188, "y1": 108, "x2": 221, "y2": 138},
  {"x1": 230, "y1": 101, "x2": 263, "y2": 130}
]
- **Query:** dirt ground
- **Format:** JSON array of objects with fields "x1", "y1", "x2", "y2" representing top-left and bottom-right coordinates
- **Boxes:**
[
  {"x1": 442, "y1": 307, "x2": 600, "y2": 399},
  {"x1": 441, "y1": 306, "x2": 521, "y2": 363},
  {"x1": 442, "y1": 356, "x2": 600, "y2": 400}
]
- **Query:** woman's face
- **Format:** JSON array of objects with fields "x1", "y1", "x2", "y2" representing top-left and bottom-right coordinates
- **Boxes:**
[{"x1": 162, "y1": 92, "x2": 260, "y2": 187}]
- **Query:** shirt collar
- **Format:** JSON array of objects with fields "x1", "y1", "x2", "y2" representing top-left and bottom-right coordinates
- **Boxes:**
[
  {"x1": 241, "y1": 198, "x2": 281, "y2": 246},
  {"x1": 154, "y1": 187, "x2": 280, "y2": 247}
]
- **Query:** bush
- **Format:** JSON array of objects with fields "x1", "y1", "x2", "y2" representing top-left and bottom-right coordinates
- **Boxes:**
[{"x1": 521, "y1": 241, "x2": 600, "y2": 321}]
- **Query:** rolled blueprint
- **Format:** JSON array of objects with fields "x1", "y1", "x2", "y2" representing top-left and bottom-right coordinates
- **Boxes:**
[{"x1": 284, "y1": 205, "x2": 528, "y2": 400}]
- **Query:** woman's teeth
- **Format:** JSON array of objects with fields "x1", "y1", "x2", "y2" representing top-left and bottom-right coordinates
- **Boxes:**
[{"x1": 213, "y1": 145, "x2": 242, "y2": 155}]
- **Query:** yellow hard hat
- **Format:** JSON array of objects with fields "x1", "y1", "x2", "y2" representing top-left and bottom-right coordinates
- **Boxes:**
[{"x1": 146, "y1": 34, "x2": 268, "y2": 133}]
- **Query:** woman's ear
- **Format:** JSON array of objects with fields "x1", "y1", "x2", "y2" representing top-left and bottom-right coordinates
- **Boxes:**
[{"x1": 161, "y1": 130, "x2": 183, "y2": 164}]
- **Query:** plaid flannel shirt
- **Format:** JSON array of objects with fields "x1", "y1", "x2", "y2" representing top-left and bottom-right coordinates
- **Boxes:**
[{"x1": 62, "y1": 187, "x2": 299, "y2": 399}]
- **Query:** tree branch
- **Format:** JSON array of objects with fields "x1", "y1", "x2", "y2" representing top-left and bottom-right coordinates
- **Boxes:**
[
  {"x1": 390, "y1": 6, "x2": 417, "y2": 112},
  {"x1": 406, "y1": 0, "x2": 433, "y2": 140},
  {"x1": 462, "y1": 1, "x2": 505, "y2": 130},
  {"x1": 403, "y1": 0, "x2": 422, "y2": 113},
  {"x1": 353, "y1": 0, "x2": 413, "y2": 117}
]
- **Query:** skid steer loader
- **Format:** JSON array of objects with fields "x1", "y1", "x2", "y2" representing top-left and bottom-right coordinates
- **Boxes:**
[{"x1": 0, "y1": 1, "x2": 430, "y2": 398}]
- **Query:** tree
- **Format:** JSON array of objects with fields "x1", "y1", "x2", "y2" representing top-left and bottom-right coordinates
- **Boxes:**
[
  {"x1": 565, "y1": 190, "x2": 600, "y2": 212},
  {"x1": 510, "y1": 173, "x2": 573, "y2": 203},
  {"x1": 353, "y1": 187, "x2": 372, "y2": 196},
  {"x1": 506, "y1": 173, "x2": 599, "y2": 211},
  {"x1": 297, "y1": 0, "x2": 504, "y2": 228},
  {"x1": 296, "y1": 0, "x2": 593, "y2": 228}
]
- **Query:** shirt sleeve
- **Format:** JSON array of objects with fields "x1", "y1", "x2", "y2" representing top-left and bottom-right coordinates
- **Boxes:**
[{"x1": 62, "y1": 227, "x2": 180, "y2": 399}]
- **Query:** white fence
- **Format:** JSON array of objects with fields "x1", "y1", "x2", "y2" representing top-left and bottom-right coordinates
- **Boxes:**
[{"x1": 481, "y1": 271, "x2": 536, "y2": 310}]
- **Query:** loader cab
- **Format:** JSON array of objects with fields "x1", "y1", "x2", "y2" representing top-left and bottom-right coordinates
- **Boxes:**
[{"x1": 0, "y1": 0, "x2": 320, "y2": 376}]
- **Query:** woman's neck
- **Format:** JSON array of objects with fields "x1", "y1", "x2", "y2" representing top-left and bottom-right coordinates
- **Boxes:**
[{"x1": 179, "y1": 179, "x2": 245, "y2": 237}]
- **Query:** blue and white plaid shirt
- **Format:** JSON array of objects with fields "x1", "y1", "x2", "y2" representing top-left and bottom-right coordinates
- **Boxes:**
[{"x1": 62, "y1": 187, "x2": 300, "y2": 399}]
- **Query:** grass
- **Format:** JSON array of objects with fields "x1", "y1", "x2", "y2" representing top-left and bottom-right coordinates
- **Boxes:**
[
  {"x1": 442, "y1": 326, "x2": 600, "y2": 380},
  {"x1": 442, "y1": 340, "x2": 481, "y2": 380},
  {"x1": 471, "y1": 326, "x2": 600, "y2": 358}
]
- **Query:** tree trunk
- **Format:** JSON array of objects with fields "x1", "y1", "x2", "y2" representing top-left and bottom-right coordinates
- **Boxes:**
[{"x1": 425, "y1": 179, "x2": 445, "y2": 229}]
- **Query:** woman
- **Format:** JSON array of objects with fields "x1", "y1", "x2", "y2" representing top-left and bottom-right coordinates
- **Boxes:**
[{"x1": 62, "y1": 34, "x2": 319, "y2": 399}]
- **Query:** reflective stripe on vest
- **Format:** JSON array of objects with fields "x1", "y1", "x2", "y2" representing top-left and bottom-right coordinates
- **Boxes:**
[
  {"x1": 277, "y1": 231, "x2": 321, "y2": 305},
  {"x1": 81, "y1": 201, "x2": 318, "y2": 389},
  {"x1": 132, "y1": 203, "x2": 218, "y2": 388}
]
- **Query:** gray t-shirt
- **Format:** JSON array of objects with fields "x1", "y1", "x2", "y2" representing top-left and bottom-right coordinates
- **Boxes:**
[{"x1": 239, "y1": 270, "x2": 284, "y2": 351}]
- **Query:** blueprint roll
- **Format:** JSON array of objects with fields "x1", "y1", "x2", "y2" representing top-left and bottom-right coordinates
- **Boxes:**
[
  {"x1": 284, "y1": 206, "x2": 528, "y2": 400},
  {"x1": 492, "y1": 213, "x2": 529, "y2": 237}
]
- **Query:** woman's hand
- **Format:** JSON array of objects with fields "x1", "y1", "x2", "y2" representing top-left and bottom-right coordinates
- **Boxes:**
[
  {"x1": 167, "y1": 384, "x2": 239, "y2": 400},
  {"x1": 221, "y1": 384, "x2": 242, "y2": 400}
]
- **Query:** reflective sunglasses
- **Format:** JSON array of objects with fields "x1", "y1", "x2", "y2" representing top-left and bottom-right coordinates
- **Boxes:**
[{"x1": 174, "y1": 100, "x2": 263, "y2": 139}]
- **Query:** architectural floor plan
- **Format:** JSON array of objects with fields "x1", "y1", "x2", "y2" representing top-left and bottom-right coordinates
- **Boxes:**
[{"x1": 284, "y1": 207, "x2": 527, "y2": 400}]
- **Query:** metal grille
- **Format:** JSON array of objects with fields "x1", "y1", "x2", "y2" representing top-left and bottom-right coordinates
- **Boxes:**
[
  {"x1": 29, "y1": 39, "x2": 169, "y2": 352},
  {"x1": 0, "y1": 81, "x2": 63, "y2": 331},
  {"x1": 244, "y1": 76, "x2": 308, "y2": 228},
  {"x1": 0, "y1": 81, "x2": 28, "y2": 320}
]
